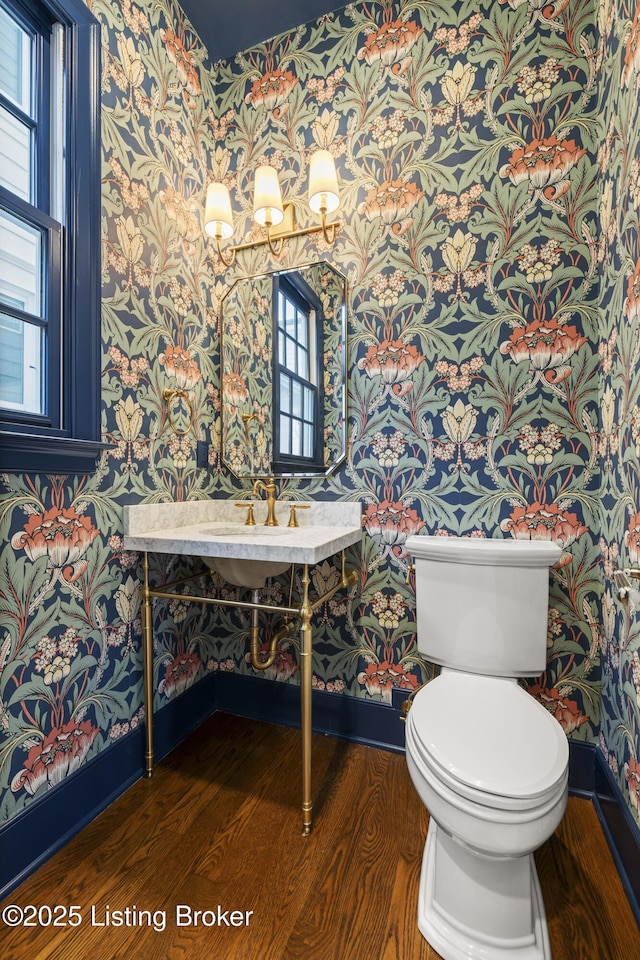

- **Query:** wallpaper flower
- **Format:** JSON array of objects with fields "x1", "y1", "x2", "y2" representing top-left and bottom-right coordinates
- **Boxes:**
[
  {"x1": 0, "y1": 0, "x2": 638, "y2": 843},
  {"x1": 596, "y1": 0, "x2": 640, "y2": 826}
]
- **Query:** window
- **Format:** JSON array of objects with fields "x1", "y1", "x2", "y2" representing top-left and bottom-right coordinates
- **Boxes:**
[
  {"x1": 0, "y1": 0, "x2": 102, "y2": 474},
  {"x1": 272, "y1": 273, "x2": 324, "y2": 472}
]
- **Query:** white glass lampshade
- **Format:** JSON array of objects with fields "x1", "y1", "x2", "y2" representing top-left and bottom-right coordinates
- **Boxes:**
[
  {"x1": 308, "y1": 150, "x2": 340, "y2": 216},
  {"x1": 204, "y1": 182, "x2": 234, "y2": 239},
  {"x1": 253, "y1": 165, "x2": 284, "y2": 227}
]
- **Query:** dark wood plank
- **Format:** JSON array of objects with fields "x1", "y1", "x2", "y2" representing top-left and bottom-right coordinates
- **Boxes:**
[
  {"x1": 1, "y1": 714, "x2": 638, "y2": 960},
  {"x1": 536, "y1": 795, "x2": 639, "y2": 960}
]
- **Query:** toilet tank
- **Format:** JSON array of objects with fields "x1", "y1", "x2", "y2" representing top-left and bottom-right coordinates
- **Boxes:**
[{"x1": 405, "y1": 536, "x2": 562, "y2": 677}]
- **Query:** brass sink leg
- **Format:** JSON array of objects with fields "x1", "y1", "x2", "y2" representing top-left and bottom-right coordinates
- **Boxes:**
[
  {"x1": 142, "y1": 552, "x2": 154, "y2": 777},
  {"x1": 300, "y1": 563, "x2": 313, "y2": 836},
  {"x1": 137, "y1": 550, "x2": 356, "y2": 834}
]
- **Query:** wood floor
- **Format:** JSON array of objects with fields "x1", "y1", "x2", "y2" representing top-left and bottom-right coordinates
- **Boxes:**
[{"x1": 2, "y1": 712, "x2": 638, "y2": 960}]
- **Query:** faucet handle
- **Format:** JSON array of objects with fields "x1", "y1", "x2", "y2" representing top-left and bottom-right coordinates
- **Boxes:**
[
  {"x1": 235, "y1": 502, "x2": 256, "y2": 526},
  {"x1": 287, "y1": 503, "x2": 310, "y2": 528}
]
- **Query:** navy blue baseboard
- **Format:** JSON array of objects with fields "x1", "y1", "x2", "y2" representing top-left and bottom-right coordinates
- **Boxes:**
[
  {"x1": 0, "y1": 724, "x2": 143, "y2": 901},
  {"x1": 215, "y1": 671, "x2": 407, "y2": 752},
  {"x1": 2, "y1": 670, "x2": 640, "y2": 930},
  {"x1": 0, "y1": 671, "x2": 219, "y2": 901},
  {"x1": 593, "y1": 749, "x2": 640, "y2": 928},
  {"x1": 566, "y1": 739, "x2": 596, "y2": 798}
]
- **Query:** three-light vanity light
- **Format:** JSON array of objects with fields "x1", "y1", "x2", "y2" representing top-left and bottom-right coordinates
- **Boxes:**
[{"x1": 204, "y1": 149, "x2": 341, "y2": 266}]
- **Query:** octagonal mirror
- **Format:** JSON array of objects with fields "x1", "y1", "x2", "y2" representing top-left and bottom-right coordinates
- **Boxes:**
[{"x1": 220, "y1": 261, "x2": 347, "y2": 478}]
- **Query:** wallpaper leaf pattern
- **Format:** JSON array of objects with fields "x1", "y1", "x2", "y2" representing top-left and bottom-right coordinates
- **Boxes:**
[
  {"x1": 597, "y1": 0, "x2": 640, "y2": 822},
  {"x1": 0, "y1": 0, "x2": 639, "y2": 835}
]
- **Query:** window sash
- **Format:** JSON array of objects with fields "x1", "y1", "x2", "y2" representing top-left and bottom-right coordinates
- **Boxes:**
[
  {"x1": 0, "y1": 3, "x2": 32, "y2": 114},
  {"x1": 273, "y1": 278, "x2": 323, "y2": 468},
  {"x1": 0, "y1": 188, "x2": 62, "y2": 426},
  {"x1": 0, "y1": 312, "x2": 42, "y2": 412},
  {"x1": 1, "y1": 0, "x2": 107, "y2": 473},
  {"x1": 0, "y1": 0, "x2": 61, "y2": 427}
]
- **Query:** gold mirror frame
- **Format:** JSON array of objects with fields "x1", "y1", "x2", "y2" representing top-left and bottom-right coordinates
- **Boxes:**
[{"x1": 220, "y1": 261, "x2": 347, "y2": 479}]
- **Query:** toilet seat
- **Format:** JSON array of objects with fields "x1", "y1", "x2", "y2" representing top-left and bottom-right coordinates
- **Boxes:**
[{"x1": 408, "y1": 672, "x2": 568, "y2": 811}]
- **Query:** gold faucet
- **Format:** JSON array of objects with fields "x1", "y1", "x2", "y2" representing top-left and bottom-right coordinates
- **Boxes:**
[{"x1": 252, "y1": 478, "x2": 278, "y2": 526}]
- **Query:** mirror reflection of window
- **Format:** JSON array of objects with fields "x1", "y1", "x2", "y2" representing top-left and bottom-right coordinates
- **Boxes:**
[
  {"x1": 273, "y1": 273, "x2": 324, "y2": 472},
  {"x1": 219, "y1": 261, "x2": 347, "y2": 479}
]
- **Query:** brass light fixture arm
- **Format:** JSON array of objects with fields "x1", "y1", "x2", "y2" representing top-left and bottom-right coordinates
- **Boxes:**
[
  {"x1": 215, "y1": 228, "x2": 236, "y2": 267},
  {"x1": 241, "y1": 412, "x2": 260, "y2": 444},
  {"x1": 319, "y1": 204, "x2": 338, "y2": 244},
  {"x1": 229, "y1": 203, "x2": 341, "y2": 256},
  {"x1": 266, "y1": 228, "x2": 285, "y2": 260}
]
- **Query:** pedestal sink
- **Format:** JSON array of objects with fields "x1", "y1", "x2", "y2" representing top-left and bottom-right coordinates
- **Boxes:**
[{"x1": 122, "y1": 496, "x2": 362, "y2": 837}]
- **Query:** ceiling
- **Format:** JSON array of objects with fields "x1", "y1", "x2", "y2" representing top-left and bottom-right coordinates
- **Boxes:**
[{"x1": 179, "y1": 0, "x2": 347, "y2": 63}]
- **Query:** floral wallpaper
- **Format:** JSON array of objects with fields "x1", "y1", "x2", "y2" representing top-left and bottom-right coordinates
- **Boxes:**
[
  {"x1": 0, "y1": 0, "x2": 221, "y2": 823},
  {"x1": 596, "y1": 0, "x2": 640, "y2": 823},
  {"x1": 222, "y1": 272, "x2": 274, "y2": 474},
  {"x1": 0, "y1": 0, "x2": 638, "y2": 838},
  {"x1": 213, "y1": 0, "x2": 602, "y2": 736}
]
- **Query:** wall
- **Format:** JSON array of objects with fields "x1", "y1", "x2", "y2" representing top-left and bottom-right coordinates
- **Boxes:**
[
  {"x1": 0, "y1": 0, "x2": 221, "y2": 824},
  {"x1": 597, "y1": 0, "x2": 640, "y2": 823},
  {"x1": 212, "y1": 0, "x2": 602, "y2": 726},
  {"x1": 0, "y1": 0, "x2": 621, "y2": 840}
]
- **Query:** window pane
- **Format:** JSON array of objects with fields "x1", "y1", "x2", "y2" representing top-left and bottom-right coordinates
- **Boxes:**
[
  {"x1": 0, "y1": 105, "x2": 31, "y2": 199},
  {"x1": 285, "y1": 298, "x2": 296, "y2": 336},
  {"x1": 50, "y1": 23, "x2": 65, "y2": 223},
  {"x1": 291, "y1": 418, "x2": 301, "y2": 457},
  {"x1": 292, "y1": 379, "x2": 302, "y2": 414},
  {"x1": 0, "y1": 209, "x2": 43, "y2": 315},
  {"x1": 280, "y1": 372, "x2": 290, "y2": 413},
  {"x1": 279, "y1": 414, "x2": 290, "y2": 454},
  {"x1": 297, "y1": 312, "x2": 307, "y2": 345},
  {"x1": 0, "y1": 6, "x2": 31, "y2": 114},
  {"x1": 304, "y1": 387, "x2": 313, "y2": 421},
  {"x1": 303, "y1": 423, "x2": 313, "y2": 458},
  {"x1": 0, "y1": 311, "x2": 43, "y2": 414},
  {"x1": 285, "y1": 335, "x2": 296, "y2": 371},
  {"x1": 297, "y1": 345, "x2": 308, "y2": 378}
]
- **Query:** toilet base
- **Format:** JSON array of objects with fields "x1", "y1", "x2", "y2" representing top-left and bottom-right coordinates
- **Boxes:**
[{"x1": 418, "y1": 821, "x2": 551, "y2": 960}]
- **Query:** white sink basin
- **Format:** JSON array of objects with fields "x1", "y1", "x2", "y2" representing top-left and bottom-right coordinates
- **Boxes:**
[
  {"x1": 202, "y1": 555, "x2": 291, "y2": 588},
  {"x1": 199, "y1": 523, "x2": 293, "y2": 586},
  {"x1": 200, "y1": 524, "x2": 289, "y2": 538},
  {"x1": 200, "y1": 524, "x2": 293, "y2": 585}
]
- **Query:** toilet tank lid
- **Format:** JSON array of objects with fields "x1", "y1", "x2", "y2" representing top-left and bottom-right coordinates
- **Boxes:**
[{"x1": 405, "y1": 535, "x2": 562, "y2": 568}]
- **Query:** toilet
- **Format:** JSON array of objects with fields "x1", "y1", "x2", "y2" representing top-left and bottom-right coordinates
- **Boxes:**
[{"x1": 404, "y1": 535, "x2": 568, "y2": 960}]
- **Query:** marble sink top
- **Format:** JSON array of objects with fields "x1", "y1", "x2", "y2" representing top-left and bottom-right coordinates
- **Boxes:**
[{"x1": 123, "y1": 498, "x2": 362, "y2": 566}]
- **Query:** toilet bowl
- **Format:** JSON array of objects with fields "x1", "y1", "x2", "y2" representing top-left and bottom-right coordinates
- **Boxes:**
[{"x1": 404, "y1": 535, "x2": 568, "y2": 960}]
